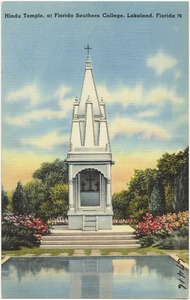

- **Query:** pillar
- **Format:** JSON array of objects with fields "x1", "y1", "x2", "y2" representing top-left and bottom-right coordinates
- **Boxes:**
[
  {"x1": 69, "y1": 165, "x2": 74, "y2": 211},
  {"x1": 106, "y1": 164, "x2": 112, "y2": 210}
]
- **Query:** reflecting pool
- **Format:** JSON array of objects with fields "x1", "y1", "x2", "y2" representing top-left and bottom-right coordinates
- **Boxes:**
[{"x1": 2, "y1": 256, "x2": 188, "y2": 298}]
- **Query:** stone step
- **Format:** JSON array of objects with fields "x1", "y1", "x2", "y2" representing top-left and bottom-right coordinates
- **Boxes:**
[
  {"x1": 85, "y1": 216, "x2": 96, "y2": 220},
  {"x1": 41, "y1": 239, "x2": 139, "y2": 245},
  {"x1": 42, "y1": 234, "x2": 137, "y2": 241},
  {"x1": 49, "y1": 231, "x2": 135, "y2": 236},
  {"x1": 84, "y1": 227, "x2": 96, "y2": 231},
  {"x1": 40, "y1": 225, "x2": 139, "y2": 249},
  {"x1": 40, "y1": 244, "x2": 141, "y2": 249}
]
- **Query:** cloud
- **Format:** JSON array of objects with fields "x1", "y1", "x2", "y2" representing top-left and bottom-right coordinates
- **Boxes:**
[
  {"x1": 136, "y1": 109, "x2": 158, "y2": 118},
  {"x1": 5, "y1": 84, "x2": 74, "y2": 126},
  {"x1": 147, "y1": 50, "x2": 177, "y2": 75},
  {"x1": 5, "y1": 109, "x2": 68, "y2": 126},
  {"x1": 55, "y1": 85, "x2": 75, "y2": 112},
  {"x1": 98, "y1": 84, "x2": 143, "y2": 106},
  {"x1": 21, "y1": 131, "x2": 69, "y2": 150},
  {"x1": 146, "y1": 86, "x2": 183, "y2": 105},
  {"x1": 98, "y1": 84, "x2": 183, "y2": 107},
  {"x1": 54, "y1": 85, "x2": 71, "y2": 100},
  {"x1": 7, "y1": 84, "x2": 41, "y2": 106},
  {"x1": 109, "y1": 117, "x2": 171, "y2": 140}
]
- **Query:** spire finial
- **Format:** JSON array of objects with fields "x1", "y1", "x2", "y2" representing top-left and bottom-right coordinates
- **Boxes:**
[
  {"x1": 85, "y1": 45, "x2": 92, "y2": 55},
  {"x1": 85, "y1": 46, "x2": 92, "y2": 69}
]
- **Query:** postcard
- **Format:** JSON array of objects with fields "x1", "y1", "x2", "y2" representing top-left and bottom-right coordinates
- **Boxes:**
[{"x1": 1, "y1": 1, "x2": 189, "y2": 299}]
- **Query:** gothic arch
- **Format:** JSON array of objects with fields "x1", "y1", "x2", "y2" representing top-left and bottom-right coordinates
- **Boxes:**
[
  {"x1": 75, "y1": 167, "x2": 105, "y2": 178},
  {"x1": 72, "y1": 165, "x2": 108, "y2": 179}
]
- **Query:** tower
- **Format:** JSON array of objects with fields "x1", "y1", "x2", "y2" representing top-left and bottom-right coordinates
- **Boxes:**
[{"x1": 67, "y1": 46, "x2": 114, "y2": 230}]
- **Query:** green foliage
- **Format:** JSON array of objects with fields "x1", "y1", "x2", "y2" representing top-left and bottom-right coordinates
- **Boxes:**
[
  {"x1": 24, "y1": 180, "x2": 47, "y2": 216},
  {"x1": 175, "y1": 226, "x2": 189, "y2": 237},
  {"x1": 33, "y1": 159, "x2": 68, "y2": 186},
  {"x1": 157, "y1": 147, "x2": 188, "y2": 212},
  {"x1": 12, "y1": 181, "x2": 28, "y2": 215},
  {"x1": 2, "y1": 212, "x2": 49, "y2": 250},
  {"x1": 39, "y1": 183, "x2": 69, "y2": 219},
  {"x1": 149, "y1": 176, "x2": 166, "y2": 216},
  {"x1": 16, "y1": 159, "x2": 70, "y2": 219},
  {"x1": 139, "y1": 235, "x2": 156, "y2": 248},
  {"x1": 112, "y1": 190, "x2": 129, "y2": 219},
  {"x1": 157, "y1": 148, "x2": 188, "y2": 182},
  {"x1": 173, "y1": 162, "x2": 188, "y2": 212},
  {"x1": 127, "y1": 168, "x2": 158, "y2": 198},
  {"x1": 112, "y1": 148, "x2": 188, "y2": 222},
  {"x1": 128, "y1": 195, "x2": 149, "y2": 221},
  {"x1": 164, "y1": 182, "x2": 173, "y2": 212},
  {"x1": 139, "y1": 234, "x2": 188, "y2": 250},
  {"x1": 2, "y1": 222, "x2": 36, "y2": 250},
  {"x1": 2, "y1": 188, "x2": 9, "y2": 213},
  {"x1": 126, "y1": 168, "x2": 158, "y2": 221},
  {"x1": 155, "y1": 236, "x2": 188, "y2": 250}
]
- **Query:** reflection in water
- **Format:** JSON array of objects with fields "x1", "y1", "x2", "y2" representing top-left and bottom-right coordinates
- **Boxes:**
[{"x1": 2, "y1": 256, "x2": 188, "y2": 299}]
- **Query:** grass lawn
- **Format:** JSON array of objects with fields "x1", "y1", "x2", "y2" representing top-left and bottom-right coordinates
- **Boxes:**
[{"x1": 2, "y1": 247, "x2": 188, "y2": 263}]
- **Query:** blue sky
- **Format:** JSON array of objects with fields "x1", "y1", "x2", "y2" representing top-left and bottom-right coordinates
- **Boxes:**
[{"x1": 2, "y1": 1, "x2": 189, "y2": 192}]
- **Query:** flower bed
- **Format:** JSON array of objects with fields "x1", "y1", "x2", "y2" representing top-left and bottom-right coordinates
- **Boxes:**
[
  {"x1": 2, "y1": 212, "x2": 49, "y2": 249},
  {"x1": 113, "y1": 219, "x2": 137, "y2": 225},
  {"x1": 136, "y1": 211, "x2": 188, "y2": 237},
  {"x1": 48, "y1": 218, "x2": 138, "y2": 226},
  {"x1": 136, "y1": 211, "x2": 189, "y2": 249},
  {"x1": 48, "y1": 218, "x2": 68, "y2": 226}
]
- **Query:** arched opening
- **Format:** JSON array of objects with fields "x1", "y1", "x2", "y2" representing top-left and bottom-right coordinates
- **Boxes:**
[{"x1": 79, "y1": 169, "x2": 101, "y2": 206}]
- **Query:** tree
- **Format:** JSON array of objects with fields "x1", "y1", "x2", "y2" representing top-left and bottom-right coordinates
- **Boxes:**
[
  {"x1": 157, "y1": 148, "x2": 188, "y2": 212},
  {"x1": 172, "y1": 162, "x2": 188, "y2": 212},
  {"x1": 128, "y1": 194, "x2": 149, "y2": 221},
  {"x1": 149, "y1": 176, "x2": 166, "y2": 215},
  {"x1": 24, "y1": 180, "x2": 47, "y2": 216},
  {"x1": 31, "y1": 159, "x2": 69, "y2": 219},
  {"x1": 126, "y1": 168, "x2": 158, "y2": 221},
  {"x1": 127, "y1": 168, "x2": 158, "y2": 199},
  {"x1": 12, "y1": 181, "x2": 28, "y2": 215},
  {"x1": 2, "y1": 187, "x2": 9, "y2": 213},
  {"x1": 39, "y1": 183, "x2": 68, "y2": 219},
  {"x1": 112, "y1": 190, "x2": 130, "y2": 219},
  {"x1": 33, "y1": 159, "x2": 68, "y2": 187}
]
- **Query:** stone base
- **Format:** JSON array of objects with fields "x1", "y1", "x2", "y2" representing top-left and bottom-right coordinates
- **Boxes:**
[{"x1": 68, "y1": 212, "x2": 113, "y2": 230}]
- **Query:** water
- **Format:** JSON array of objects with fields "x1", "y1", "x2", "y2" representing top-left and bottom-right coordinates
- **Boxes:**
[{"x1": 2, "y1": 256, "x2": 188, "y2": 298}]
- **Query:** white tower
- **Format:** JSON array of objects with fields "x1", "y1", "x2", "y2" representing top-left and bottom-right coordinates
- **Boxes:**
[{"x1": 67, "y1": 46, "x2": 114, "y2": 230}]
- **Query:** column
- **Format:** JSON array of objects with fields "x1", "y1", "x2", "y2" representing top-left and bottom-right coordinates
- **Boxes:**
[
  {"x1": 106, "y1": 164, "x2": 112, "y2": 210},
  {"x1": 69, "y1": 164, "x2": 74, "y2": 211}
]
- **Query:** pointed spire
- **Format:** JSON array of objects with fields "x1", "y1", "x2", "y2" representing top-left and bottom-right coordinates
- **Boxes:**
[
  {"x1": 68, "y1": 47, "x2": 111, "y2": 153},
  {"x1": 84, "y1": 97, "x2": 95, "y2": 147},
  {"x1": 78, "y1": 46, "x2": 100, "y2": 116}
]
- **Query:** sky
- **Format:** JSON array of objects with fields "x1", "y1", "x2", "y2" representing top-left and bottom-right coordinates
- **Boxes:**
[{"x1": 2, "y1": 1, "x2": 189, "y2": 193}]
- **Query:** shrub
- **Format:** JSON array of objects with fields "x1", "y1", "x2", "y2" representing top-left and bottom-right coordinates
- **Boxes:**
[
  {"x1": 136, "y1": 211, "x2": 188, "y2": 237},
  {"x1": 139, "y1": 235, "x2": 158, "y2": 248},
  {"x1": 2, "y1": 223, "x2": 36, "y2": 250},
  {"x1": 136, "y1": 211, "x2": 189, "y2": 249},
  {"x1": 157, "y1": 236, "x2": 188, "y2": 250},
  {"x1": 2, "y1": 212, "x2": 49, "y2": 250}
]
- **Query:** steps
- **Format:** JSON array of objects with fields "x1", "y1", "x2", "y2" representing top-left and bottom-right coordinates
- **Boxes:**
[
  {"x1": 83, "y1": 215, "x2": 97, "y2": 231},
  {"x1": 40, "y1": 227, "x2": 140, "y2": 249}
]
